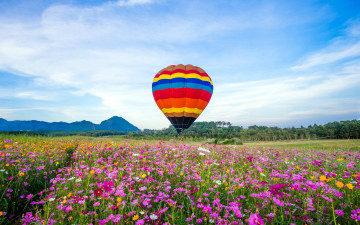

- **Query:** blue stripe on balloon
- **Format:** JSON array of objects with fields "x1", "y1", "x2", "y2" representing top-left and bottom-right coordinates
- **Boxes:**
[
  {"x1": 152, "y1": 78, "x2": 213, "y2": 89},
  {"x1": 152, "y1": 82, "x2": 213, "y2": 94}
]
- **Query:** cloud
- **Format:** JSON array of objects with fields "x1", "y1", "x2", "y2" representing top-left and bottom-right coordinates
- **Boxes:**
[
  {"x1": 204, "y1": 72, "x2": 360, "y2": 126},
  {"x1": 292, "y1": 21, "x2": 360, "y2": 70},
  {"x1": 292, "y1": 41, "x2": 360, "y2": 70},
  {"x1": 115, "y1": 0, "x2": 155, "y2": 6}
]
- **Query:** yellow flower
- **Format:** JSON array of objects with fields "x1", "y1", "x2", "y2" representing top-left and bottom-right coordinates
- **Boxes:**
[
  {"x1": 296, "y1": 166, "x2": 300, "y2": 170},
  {"x1": 337, "y1": 158, "x2": 344, "y2": 161},
  {"x1": 117, "y1": 197, "x2": 122, "y2": 203},
  {"x1": 180, "y1": 172, "x2": 183, "y2": 176},
  {"x1": 141, "y1": 174, "x2": 146, "y2": 178},
  {"x1": 133, "y1": 214, "x2": 139, "y2": 221},
  {"x1": 320, "y1": 175, "x2": 326, "y2": 182},
  {"x1": 0, "y1": 211, "x2": 3, "y2": 216},
  {"x1": 226, "y1": 169, "x2": 230, "y2": 174},
  {"x1": 165, "y1": 154, "x2": 168, "y2": 157},
  {"x1": 336, "y1": 182, "x2": 344, "y2": 188},
  {"x1": 68, "y1": 216, "x2": 72, "y2": 221},
  {"x1": 5, "y1": 164, "x2": 9, "y2": 167},
  {"x1": 19, "y1": 172, "x2": 24, "y2": 176},
  {"x1": 311, "y1": 176, "x2": 315, "y2": 180},
  {"x1": 90, "y1": 170, "x2": 95, "y2": 174},
  {"x1": 67, "y1": 192, "x2": 72, "y2": 198},
  {"x1": 346, "y1": 183, "x2": 354, "y2": 190}
]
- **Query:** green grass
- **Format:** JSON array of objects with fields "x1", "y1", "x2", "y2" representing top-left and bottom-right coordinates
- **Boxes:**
[{"x1": 243, "y1": 139, "x2": 360, "y2": 151}]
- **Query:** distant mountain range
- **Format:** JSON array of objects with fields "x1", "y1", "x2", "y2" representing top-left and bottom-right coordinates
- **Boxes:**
[{"x1": 0, "y1": 116, "x2": 140, "y2": 132}]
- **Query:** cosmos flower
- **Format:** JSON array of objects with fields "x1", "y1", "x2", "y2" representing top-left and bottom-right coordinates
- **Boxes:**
[
  {"x1": 335, "y1": 210, "x2": 344, "y2": 216},
  {"x1": 102, "y1": 180, "x2": 114, "y2": 192},
  {"x1": 94, "y1": 188, "x2": 103, "y2": 197},
  {"x1": 248, "y1": 213, "x2": 264, "y2": 225}
]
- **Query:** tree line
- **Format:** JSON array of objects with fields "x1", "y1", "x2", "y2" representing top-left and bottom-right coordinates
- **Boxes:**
[{"x1": 129, "y1": 119, "x2": 360, "y2": 141}]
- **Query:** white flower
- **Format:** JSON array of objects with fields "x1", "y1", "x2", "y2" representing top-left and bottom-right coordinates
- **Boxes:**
[
  {"x1": 48, "y1": 198, "x2": 55, "y2": 202},
  {"x1": 68, "y1": 177, "x2": 75, "y2": 181},
  {"x1": 140, "y1": 211, "x2": 145, "y2": 215},
  {"x1": 199, "y1": 152, "x2": 205, "y2": 156},
  {"x1": 133, "y1": 153, "x2": 139, "y2": 157},
  {"x1": 0, "y1": 169, "x2": 5, "y2": 172},
  {"x1": 75, "y1": 178, "x2": 82, "y2": 183},
  {"x1": 214, "y1": 180, "x2": 222, "y2": 185},
  {"x1": 150, "y1": 214, "x2": 158, "y2": 220},
  {"x1": 198, "y1": 147, "x2": 210, "y2": 153},
  {"x1": 209, "y1": 219, "x2": 215, "y2": 223}
]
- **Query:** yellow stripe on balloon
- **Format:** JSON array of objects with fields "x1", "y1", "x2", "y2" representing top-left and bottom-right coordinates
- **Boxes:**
[
  {"x1": 153, "y1": 73, "x2": 213, "y2": 85},
  {"x1": 161, "y1": 107, "x2": 203, "y2": 114}
]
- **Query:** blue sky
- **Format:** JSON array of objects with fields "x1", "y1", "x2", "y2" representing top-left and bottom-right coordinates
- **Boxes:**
[{"x1": 0, "y1": 0, "x2": 359, "y2": 129}]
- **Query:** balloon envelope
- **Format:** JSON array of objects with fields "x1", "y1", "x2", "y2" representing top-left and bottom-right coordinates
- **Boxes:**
[{"x1": 152, "y1": 64, "x2": 213, "y2": 134}]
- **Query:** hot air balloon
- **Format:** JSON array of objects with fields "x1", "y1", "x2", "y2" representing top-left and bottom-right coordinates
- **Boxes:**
[{"x1": 152, "y1": 64, "x2": 213, "y2": 134}]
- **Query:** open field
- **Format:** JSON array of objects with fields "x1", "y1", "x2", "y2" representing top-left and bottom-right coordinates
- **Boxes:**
[
  {"x1": 1, "y1": 135, "x2": 360, "y2": 224},
  {"x1": 243, "y1": 139, "x2": 360, "y2": 152}
]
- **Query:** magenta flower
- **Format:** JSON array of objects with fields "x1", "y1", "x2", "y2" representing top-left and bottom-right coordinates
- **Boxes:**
[
  {"x1": 102, "y1": 180, "x2": 114, "y2": 192},
  {"x1": 248, "y1": 213, "x2": 264, "y2": 225},
  {"x1": 203, "y1": 206, "x2": 212, "y2": 214},
  {"x1": 335, "y1": 210, "x2": 344, "y2": 216},
  {"x1": 94, "y1": 202, "x2": 100, "y2": 207},
  {"x1": 351, "y1": 214, "x2": 360, "y2": 221},
  {"x1": 139, "y1": 186, "x2": 147, "y2": 191},
  {"x1": 273, "y1": 197, "x2": 284, "y2": 207},
  {"x1": 26, "y1": 194, "x2": 33, "y2": 200}
]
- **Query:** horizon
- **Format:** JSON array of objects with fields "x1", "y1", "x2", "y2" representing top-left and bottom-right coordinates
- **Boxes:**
[
  {"x1": 1, "y1": 116, "x2": 358, "y2": 130},
  {"x1": 1, "y1": 0, "x2": 360, "y2": 130}
]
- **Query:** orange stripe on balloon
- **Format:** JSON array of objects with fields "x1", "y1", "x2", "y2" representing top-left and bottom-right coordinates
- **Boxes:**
[
  {"x1": 165, "y1": 112, "x2": 200, "y2": 118},
  {"x1": 156, "y1": 98, "x2": 209, "y2": 110}
]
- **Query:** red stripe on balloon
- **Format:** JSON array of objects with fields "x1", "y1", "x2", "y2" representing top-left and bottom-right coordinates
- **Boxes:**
[{"x1": 153, "y1": 88, "x2": 212, "y2": 102}]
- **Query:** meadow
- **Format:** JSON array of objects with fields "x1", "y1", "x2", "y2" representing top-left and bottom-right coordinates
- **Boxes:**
[{"x1": 1, "y1": 135, "x2": 359, "y2": 225}]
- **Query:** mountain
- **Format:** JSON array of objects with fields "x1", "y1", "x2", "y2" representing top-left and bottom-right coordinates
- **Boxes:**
[
  {"x1": 97, "y1": 116, "x2": 139, "y2": 132},
  {"x1": 0, "y1": 116, "x2": 140, "y2": 132}
]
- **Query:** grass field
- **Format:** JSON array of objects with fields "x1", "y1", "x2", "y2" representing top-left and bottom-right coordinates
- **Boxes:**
[
  {"x1": 243, "y1": 139, "x2": 360, "y2": 151},
  {"x1": 1, "y1": 135, "x2": 359, "y2": 224}
]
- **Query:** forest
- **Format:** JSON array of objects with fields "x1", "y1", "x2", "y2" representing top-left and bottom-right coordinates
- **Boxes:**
[
  {"x1": 129, "y1": 119, "x2": 360, "y2": 141},
  {"x1": 1, "y1": 120, "x2": 359, "y2": 142}
]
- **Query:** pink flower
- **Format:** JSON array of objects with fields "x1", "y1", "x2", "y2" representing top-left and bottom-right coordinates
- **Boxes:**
[
  {"x1": 94, "y1": 202, "x2": 100, "y2": 207},
  {"x1": 26, "y1": 194, "x2": 33, "y2": 200},
  {"x1": 335, "y1": 210, "x2": 344, "y2": 216},
  {"x1": 139, "y1": 186, "x2": 147, "y2": 191},
  {"x1": 102, "y1": 180, "x2": 114, "y2": 192},
  {"x1": 273, "y1": 197, "x2": 284, "y2": 207},
  {"x1": 248, "y1": 213, "x2": 264, "y2": 225},
  {"x1": 203, "y1": 206, "x2": 212, "y2": 214}
]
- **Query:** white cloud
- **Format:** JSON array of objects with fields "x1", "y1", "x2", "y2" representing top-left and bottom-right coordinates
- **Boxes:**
[
  {"x1": 292, "y1": 41, "x2": 360, "y2": 70},
  {"x1": 204, "y1": 73, "x2": 360, "y2": 126},
  {"x1": 115, "y1": 0, "x2": 155, "y2": 6},
  {"x1": 15, "y1": 91, "x2": 54, "y2": 101},
  {"x1": 292, "y1": 21, "x2": 360, "y2": 70}
]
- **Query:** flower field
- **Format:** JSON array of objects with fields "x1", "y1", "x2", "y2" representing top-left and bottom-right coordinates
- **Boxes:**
[{"x1": 1, "y1": 136, "x2": 360, "y2": 224}]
